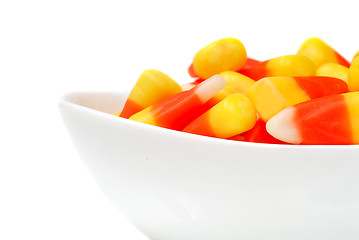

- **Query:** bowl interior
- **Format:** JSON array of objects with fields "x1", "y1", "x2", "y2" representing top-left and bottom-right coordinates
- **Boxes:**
[{"x1": 62, "y1": 91, "x2": 129, "y2": 114}]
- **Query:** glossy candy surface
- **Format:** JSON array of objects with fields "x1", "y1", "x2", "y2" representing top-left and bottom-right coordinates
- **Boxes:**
[
  {"x1": 129, "y1": 75, "x2": 226, "y2": 130},
  {"x1": 349, "y1": 56, "x2": 359, "y2": 92},
  {"x1": 237, "y1": 58, "x2": 261, "y2": 77},
  {"x1": 120, "y1": 69, "x2": 181, "y2": 118},
  {"x1": 297, "y1": 37, "x2": 350, "y2": 69},
  {"x1": 244, "y1": 55, "x2": 316, "y2": 80},
  {"x1": 219, "y1": 71, "x2": 256, "y2": 95},
  {"x1": 316, "y1": 63, "x2": 349, "y2": 83},
  {"x1": 182, "y1": 71, "x2": 255, "y2": 110},
  {"x1": 183, "y1": 93, "x2": 256, "y2": 138},
  {"x1": 119, "y1": 37, "x2": 358, "y2": 145},
  {"x1": 189, "y1": 57, "x2": 260, "y2": 80},
  {"x1": 187, "y1": 63, "x2": 197, "y2": 78},
  {"x1": 206, "y1": 71, "x2": 256, "y2": 105},
  {"x1": 352, "y1": 51, "x2": 359, "y2": 62},
  {"x1": 267, "y1": 92, "x2": 359, "y2": 145},
  {"x1": 192, "y1": 38, "x2": 247, "y2": 79},
  {"x1": 244, "y1": 119, "x2": 286, "y2": 144},
  {"x1": 246, "y1": 76, "x2": 348, "y2": 121}
]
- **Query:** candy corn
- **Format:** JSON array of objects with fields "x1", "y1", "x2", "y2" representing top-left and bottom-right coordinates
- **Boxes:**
[
  {"x1": 244, "y1": 55, "x2": 316, "y2": 80},
  {"x1": 208, "y1": 71, "x2": 256, "y2": 106},
  {"x1": 189, "y1": 57, "x2": 260, "y2": 80},
  {"x1": 227, "y1": 133, "x2": 246, "y2": 141},
  {"x1": 129, "y1": 75, "x2": 226, "y2": 130},
  {"x1": 187, "y1": 63, "x2": 197, "y2": 78},
  {"x1": 120, "y1": 69, "x2": 182, "y2": 118},
  {"x1": 244, "y1": 119, "x2": 286, "y2": 144},
  {"x1": 352, "y1": 51, "x2": 359, "y2": 62},
  {"x1": 266, "y1": 92, "x2": 359, "y2": 145},
  {"x1": 218, "y1": 71, "x2": 256, "y2": 95},
  {"x1": 246, "y1": 76, "x2": 348, "y2": 121},
  {"x1": 297, "y1": 37, "x2": 350, "y2": 69},
  {"x1": 116, "y1": 37, "x2": 359, "y2": 145},
  {"x1": 192, "y1": 38, "x2": 247, "y2": 79},
  {"x1": 182, "y1": 71, "x2": 255, "y2": 108},
  {"x1": 237, "y1": 58, "x2": 261, "y2": 77},
  {"x1": 348, "y1": 56, "x2": 359, "y2": 92},
  {"x1": 316, "y1": 62, "x2": 349, "y2": 83},
  {"x1": 183, "y1": 93, "x2": 256, "y2": 138}
]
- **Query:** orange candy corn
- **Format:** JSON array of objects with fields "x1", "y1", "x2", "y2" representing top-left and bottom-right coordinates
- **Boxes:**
[
  {"x1": 120, "y1": 69, "x2": 182, "y2": 118},
  {"x1": 237, "y1": 58, "x2": 261, "y2": 77},
  {"x1": 188, "y1": 63, "x2": 197, "y2": 78},
  {"x1": 267, "y1": 92, "x2": 359, "y2": 145},
  {"x1": 117, "y1": 37, "x2": 359, "y2": 145},
  {"x1": 183, "y1": 93, "x2": 256, "y2": 139},
  {"x1": 244, "y1": 55, "x2": 315, "y2": 80},
  {"x1": 316, "y1": 62, "x2": 349, "y2": 83},
  {"x1": 246, "y1": 76, "x2": 348, "y2": 121},
  {"x1": 297, "y1": 37, "x2": 350, "y2": 69},
  {"x1": 129, "y1": 75, "x2": 226, "y2": 130},
  {"x1": 192, "y1": 38, "x2": 247, "y2": 79},
  {"x1": 227, "y1": 133, "x2": 246, "y2": 142},
  {"x1": 244, "y1": 119, "x2": 286, "y2": 144},
  {"x1": 180, "y1": 71, "x2": 256, "y2": 124},
  {"x1": 348, "y1": 56, "x2": 359, "y2": 92}
]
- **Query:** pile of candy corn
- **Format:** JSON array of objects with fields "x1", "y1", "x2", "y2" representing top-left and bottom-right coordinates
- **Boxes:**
[{"x1": 114, "y1": 37, "x2": 359, "y2": 145}]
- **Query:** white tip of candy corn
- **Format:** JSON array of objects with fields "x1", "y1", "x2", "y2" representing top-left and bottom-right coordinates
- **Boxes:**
[
  {"x1": 266, "y1": 107, "x2": 302, "y2": 144},
  {"x1": 195, "y1": 75, "x2": 226, "y2": 102}
]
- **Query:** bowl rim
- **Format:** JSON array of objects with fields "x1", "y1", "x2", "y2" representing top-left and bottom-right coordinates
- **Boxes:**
[{"x1": 59, "y1": 91, "x2": 359, "y2": 150}]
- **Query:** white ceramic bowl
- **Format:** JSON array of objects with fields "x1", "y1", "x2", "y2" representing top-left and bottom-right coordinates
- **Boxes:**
[{"x1": 59, "y1": 91, "x2": 359, "y2": 240}]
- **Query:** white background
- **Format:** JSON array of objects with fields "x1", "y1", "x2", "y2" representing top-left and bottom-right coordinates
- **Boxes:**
[{"x1": 0, "y1": 0, "x2": 358, "y2": 239}]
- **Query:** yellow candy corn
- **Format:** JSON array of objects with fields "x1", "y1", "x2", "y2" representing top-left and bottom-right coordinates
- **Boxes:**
[
  {"x1": 209, "y1": 71, "x2": 256, "y2": 104},
  {"x1": 349, "y1": 56, "x2": 359, "y2": 92},
  {"x1": 247, "y1": 76, "x2": 348, "y2": 121},
  {"x1": 316, "y1": 63, "x2": 349, "y2": 83},
  {"x1": 192, "y1": 38, "x2": 247, "y2": 79},
  {"x1": 183, "y1": 93, "x2": 256, "y2": 139},
  {"x1": 219, "y1": 71, "x2": 256, "y2": 95},
  {"x1": 120, "y1": 69, "x2": 182, "y2": 118},
  {"x1": 352, "y1": 51, "x2": 359, "y2": 62},
  {"x1": 245, "y1": 55, "x2": 316, "y2": 80},
  {"x1": 297, "y1": 37, "x2": 350, "y2": 69}
]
